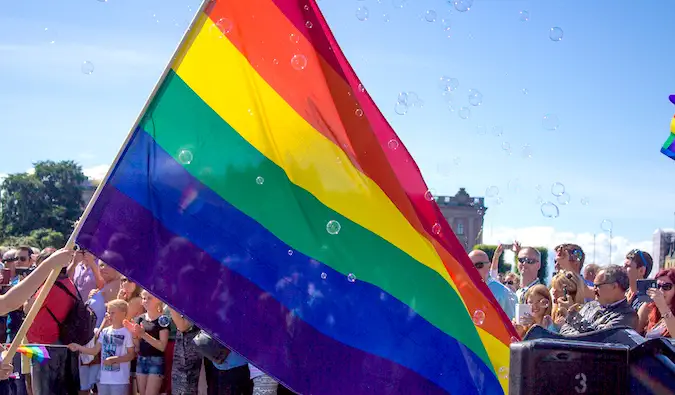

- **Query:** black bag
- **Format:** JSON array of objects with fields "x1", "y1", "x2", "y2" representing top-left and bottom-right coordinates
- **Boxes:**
[{"x1": 45, "y1": 280, "x2": 97, "y2": 345}]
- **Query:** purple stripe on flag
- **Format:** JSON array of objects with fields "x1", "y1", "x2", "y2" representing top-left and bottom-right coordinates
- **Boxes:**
[{"x1": 77, "y1": 184, "x2": 450, "y2": 395}]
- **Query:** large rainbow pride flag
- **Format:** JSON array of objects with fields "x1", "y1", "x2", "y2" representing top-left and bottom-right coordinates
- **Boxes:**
[
  {"x1": 661, "y1": 95, "x2": 675, "y2": 160},
  {"x1": 76, "y1": 0, "x2": 518, "y2": 393}
]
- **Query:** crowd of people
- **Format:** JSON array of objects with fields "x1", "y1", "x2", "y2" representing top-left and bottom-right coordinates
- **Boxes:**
[
  {"x1": 470, "y1": 242, "x2": 675, "y2": 340},
  {"x1": 0, "y1": 246, "x2": 289, "y2": 395},
  {"x1": 0, "y1": 240, "x2": 673, "y2": 395}
]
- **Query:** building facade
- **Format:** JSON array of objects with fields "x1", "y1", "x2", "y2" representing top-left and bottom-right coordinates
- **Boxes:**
[
  {"x1": 653, "y1": 229, "x2": 675, "y2": 274},
  {"x1": 436, "y1": 188, "x2": 486, "y2": 252}
]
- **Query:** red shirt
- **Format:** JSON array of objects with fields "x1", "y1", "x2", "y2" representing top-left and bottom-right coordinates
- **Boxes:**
[{"x1": 27, "y1": 277, "x2": 77, "y2": 344}]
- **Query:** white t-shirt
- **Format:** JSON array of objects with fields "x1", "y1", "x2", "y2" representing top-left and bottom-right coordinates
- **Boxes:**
[{"x1": 97, "y1": 326, "x2": 134, "y2": 385}]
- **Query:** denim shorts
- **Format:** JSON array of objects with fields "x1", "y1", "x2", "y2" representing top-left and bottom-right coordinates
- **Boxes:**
[{"x1": 136, "y1": 356, "x2": 164, "y2": 376}]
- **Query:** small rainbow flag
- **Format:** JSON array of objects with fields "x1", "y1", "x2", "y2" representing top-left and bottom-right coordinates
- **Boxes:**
[
  {"x1": 17, "y1": 345, "x2": 50, "y2": 364},
  {"x1": 75, "y1": 0, "x2": 518, "y2": 393},
  {"x1": 661, "y1": 95, "x2": 675, "y2": 160}
]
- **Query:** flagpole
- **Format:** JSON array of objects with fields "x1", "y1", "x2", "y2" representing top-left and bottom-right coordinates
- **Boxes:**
[{"x1": 1, "y1": 0, "x2": 212, "y2": 367}]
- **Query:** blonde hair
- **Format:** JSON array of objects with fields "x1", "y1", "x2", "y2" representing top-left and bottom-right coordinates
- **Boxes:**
[
  {"x1": 141, "y1": 289, "x2": 165, "y2": 310},
  {"x1": 550, "y1": 271, "x2": 586, "y2": 322},
  {"x1": 106, "y1": 298, "x2": 129, "y2": 314}
]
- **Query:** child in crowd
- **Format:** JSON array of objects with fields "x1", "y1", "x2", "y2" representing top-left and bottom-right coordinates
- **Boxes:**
[
  {"x1": 129, "y1": 290, "x2": 170, "y2": 395},
  {"x1": 68, "y1": 299, "x2": 136, "y2": 395}
]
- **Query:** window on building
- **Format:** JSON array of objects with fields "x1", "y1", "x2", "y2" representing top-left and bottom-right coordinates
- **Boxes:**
[{"x1": 457, "y1": 222, "x2": 465, "y2": 235}]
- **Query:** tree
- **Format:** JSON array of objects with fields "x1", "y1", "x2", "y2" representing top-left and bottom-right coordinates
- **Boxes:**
[
  {"x1": 0, "y1": 228, "x2": 65, "y2": 250},
  {"x1": 473, "y1": 244, "x2": 512, "y2": 273},
  {"x1": 0, "y1": 160, "x2": 85, "y2": 238},
  {"x1": 513, "y1": 247, "x2": 549, "y2": 284}
]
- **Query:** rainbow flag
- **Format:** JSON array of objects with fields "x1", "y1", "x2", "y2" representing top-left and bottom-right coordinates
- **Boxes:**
[
  {"x1": 16, "y1": 345, "x2": 50, "y2": 364},
  {"x1": 661, "y1": 95, "x2": 675, "y2": 160},
  {"x1": 76, "y1": 0, "x2": 518, "y2": 393}
]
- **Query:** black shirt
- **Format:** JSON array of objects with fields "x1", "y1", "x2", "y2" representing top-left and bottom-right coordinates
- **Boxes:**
[{"x1": 135, "y1": 315, "x2": 168, "y2": 357}]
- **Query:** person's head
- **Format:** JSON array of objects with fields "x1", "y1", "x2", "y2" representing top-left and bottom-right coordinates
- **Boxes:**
[
  {"x1": 503, "y1": 272, "x2": 520, "y2": 293},
  {"x1": 517, "y1": 247, "x2": 541, "y2": 281},
  {"x1": 98, "y1": 260, "x2": 121, "y2": 283},
  {"x1": 1, "y1": 249, "x2": 17, "y2": 268},
  {"x1": 623, "y1": 249, "x2": 653, "y2": 283},
  {"x1": 648, "y1": 269, "x2": 675, "y2": 335},
  {"x1": 593, "y1": 265, "x2": 629, "y2": 305},
  {"x1": 554, "y1": 243, "x2": 585, "y2": 274},
  {"x1": 551, "y1": 270, "x2": 586, "y2": 305},
  {"x1": 35, "y1": 249, "x2": 54, "y2": 267},
  {"x1": 106, "y1": 299, "x2": 129, "y2": 327},
  {"x1": 141, "y1": 289, "x2": 164, "y2": 313},
  {"x1": 583, "y1": 263, "x2": 599, "y2": 283},
  {"x1": 524, "y1": 284, "x2": 552, "y2": 321},
  {"x1": 468, "y1": 250, "x2": 491, "y2": 281},
  {"x1": 120, "y1": 276, "x2": 141, "y2": 300},
  {"x1": 15, "y1": 246, "x2": 33, "y2": 268}
]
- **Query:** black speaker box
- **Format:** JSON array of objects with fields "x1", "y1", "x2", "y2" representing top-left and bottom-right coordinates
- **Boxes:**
[{"x1": 509, "y1": 338, "x2": 629, "y2": 395}]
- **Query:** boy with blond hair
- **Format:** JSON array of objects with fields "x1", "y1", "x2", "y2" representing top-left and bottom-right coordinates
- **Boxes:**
[{"x1": 68, "y1": 299, "x2": 135, "y2": 395}]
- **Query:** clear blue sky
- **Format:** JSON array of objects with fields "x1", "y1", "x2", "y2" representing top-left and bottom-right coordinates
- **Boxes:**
[{"x1": 2, "y1": 0, "x2": 675, "y2": 266}]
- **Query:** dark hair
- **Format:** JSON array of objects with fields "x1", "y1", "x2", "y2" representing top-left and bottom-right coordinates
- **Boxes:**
[
  {"x1": 555, "y1": 243, "x2": 585, "y2": 267},
  {"x1": 601, "y1": 265, "x2": 630, "y2": 292},
  {"x1": 647, "y1": 269, "x2": 675, "y2": 337},
  {"x1": 16, "y1": 246, "x2": 33, "y2": 257},
  {"x1": 626, "y1": 249, "x2": 653, "y2": 279},
  {"x1": 35, "y1": 250, "x2": 54, "y2": 266}
]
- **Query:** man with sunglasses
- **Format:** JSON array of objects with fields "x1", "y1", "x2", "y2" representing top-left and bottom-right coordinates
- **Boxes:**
[
  {"x1": 469, "y1": 249, "x2": 517, "y2": 319},
  {"x1": 515, "y1": 247, "x2": 542, "y2": 304},
  {"x1": 559, "y1": 265, "x2": 638, "y2": 336},
  {"x1": 624, "y1": 249, "x2": 654, "y2": 332}
]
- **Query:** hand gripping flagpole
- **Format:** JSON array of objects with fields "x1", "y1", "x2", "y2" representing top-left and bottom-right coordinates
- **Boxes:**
[{"x1": 1, "y1": 0, "x2": 212, "y2": 368}]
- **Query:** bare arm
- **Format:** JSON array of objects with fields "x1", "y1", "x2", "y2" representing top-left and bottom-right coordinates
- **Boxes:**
[
  {"x1": 0, "y1": 249, "x2": 73, "y2": 316},
  {"x1": 169, "y1": 308, "x2": 193, "y2": 332},
  {"x1": 71, "y1": 341, "x2": 102, "y2": 356},
  {"x1": 104, "y1": 347, "x2": 136, "y2": 365}
]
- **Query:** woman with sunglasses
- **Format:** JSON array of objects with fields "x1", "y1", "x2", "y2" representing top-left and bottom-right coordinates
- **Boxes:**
[
  {"x1": 550, "y1": 271, "x2": 586, "y2": 329},
  {"x1": 512, "y1": 284, "x2": 554, "y2": 337},
  {"x1": 644, "y1": 268, "x2": 675, "y2": 338}
]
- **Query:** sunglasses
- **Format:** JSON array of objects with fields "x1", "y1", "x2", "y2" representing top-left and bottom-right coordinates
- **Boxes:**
[
  {"x1": 504, "y1": 280, "x2": 514, "y2": 285},
  {"x1": 474, "y1": 262, "x2": 488, "y2": 269},
  {"x1": 658, "y1": 283, "x2": 674, "y2": 291},
  {"x1": 518, "y1": 257, "x2": 538, "y2": 265},
  {"x1": 1, "y1": 256, "x2": 28, "y2": 263},
  {"x1": 593, "y1": 281, "x2": 616, "y2": 288}
]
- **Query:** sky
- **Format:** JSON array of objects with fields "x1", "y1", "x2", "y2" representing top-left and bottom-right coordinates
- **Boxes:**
[{"x1": 1, "y1": 0, "x2": 675, "y2": 271}]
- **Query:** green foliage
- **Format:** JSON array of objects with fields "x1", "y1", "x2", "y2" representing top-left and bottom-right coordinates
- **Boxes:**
[
  {"x1": 473, "y1": 244, "x2": 512, "y2": 273},
  {"x1": 0, "y1": 160, "x2": 86, "y2": 239},
  {"x1": 0, "y1": 228, "x2": 65, "y2": 250},
  {"x1": 513, "y1": 247, "x2": 549, "y2": 284}
]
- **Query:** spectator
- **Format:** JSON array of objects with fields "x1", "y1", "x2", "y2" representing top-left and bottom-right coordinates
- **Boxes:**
[
  {"x1": 644, "y1": 269, "x2": 675, "y2": 338},
  {"x1": 623, "y1": 249, "x2": 654, "y2": 333},
  {"x1": 583, "y1": 263, "x2": 599, "y2": 284},
  {"x1": 555, "y1": 244, "x2": 595, "y2": 301},
  {"x1": 550, "y1": 271, "x2": 586, "y2": 330},
  {"x1": 512, "y1": 284, "x2": 554, "y2": 337},
  {"x1": 502, "y1": 272, "x2": 520, "y2": 293},
  {"x1": 25, "y1": 254, "x2": 80, "y2": 394},
  {"x1": 515, "y1": 247, "x2": 542, "y2": 304},
  {"x1": 560, "y1": 265, "x2": 637, "y2": 336},
  {"x1": 468, "y1": 250, "x2": 516, "y2": 319}
]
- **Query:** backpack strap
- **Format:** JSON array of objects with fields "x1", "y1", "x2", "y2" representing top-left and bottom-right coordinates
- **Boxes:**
[
  {"x1": 52, "y1": 279, "x2": 83, "y2": 302},
  {"x1": 44, "y1": 280, "x2": 78, "y2": 327}
]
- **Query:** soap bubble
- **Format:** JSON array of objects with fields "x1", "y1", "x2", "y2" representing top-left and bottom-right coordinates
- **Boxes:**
[
  {"x1": 601, "y1": 219, "x2": 613, "y2": 232},
  {"x1": 81, "y1": 61, "x2": 94, "y2": 74},
  {"x1": 452, "y1": 0, "x2": 473, "y2": 12},
  {"x1": 541, "y1": 202, "x2": 559, "y2": 218},
  {"x1": 519, "y1": 10, "x2": 529, "y2": 22},
  {"x1": 356, "y1": 6, "x2": 369, "y2": 21},
  {"x1": 326, "y1": 220, "x2": 341, "y2": 235},
  {"x1": 347, "y1": 273, "x2": 356, "y2": 282},
  {"x1": 549, "y1": 27, "x2": 564, "y2": 41},
  {"x1": 424, "y1": 10, "x2": 437, "y2": 22},
  {"x1": 178, "y1": 150, "x2": 193, "y2": 165},
  {"x1": 542, "y1": 114, "x2": 559, "y2": 130},
  {"x1": 458, "y1": 107, "x2": 471, "y2": 119},
  {"x1": 557, "y1": 192, "x2": 570, "y2": 205},
  {"x1": 291, "y1": 54, "x2": 307, "y2": 70},
  {"x1": 472, "y1": 310, "x2": 485, "y2": 325},
  {"x1": 550, "y1": 182, "x2": 565, "y2": 196},
  {"x1": 468, "y1": 89, "x2": 483, "y2": 106}
]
